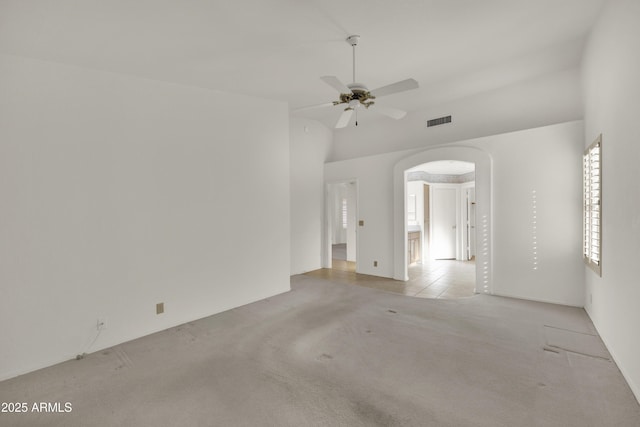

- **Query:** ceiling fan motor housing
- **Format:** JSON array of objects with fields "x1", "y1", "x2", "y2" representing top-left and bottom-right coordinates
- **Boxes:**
[{"x1": 334, "y1": 82, "x2": 375, "y2": 108}]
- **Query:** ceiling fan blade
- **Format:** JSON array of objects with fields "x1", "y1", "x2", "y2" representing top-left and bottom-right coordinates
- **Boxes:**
[
  {"x1": 321, "y1": 76, "x2": 351, "y2": 94},
  {"x1": 370, "y1": 78, "x2": 419, "y2": 98},
  {"x1": 335, "y1": 109, "x2": 354, "y2": 128},
  {"x1": 291, "y1": 102, "x2": 335, "y2": 113},
  {"x1": 376, "y1": 106, "x2": 407, "y2": 120}
]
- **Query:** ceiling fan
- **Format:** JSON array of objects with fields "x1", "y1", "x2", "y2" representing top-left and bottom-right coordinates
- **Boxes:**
[{"x1": 296, "y1": 35, "x2": 419, "y2": 128}]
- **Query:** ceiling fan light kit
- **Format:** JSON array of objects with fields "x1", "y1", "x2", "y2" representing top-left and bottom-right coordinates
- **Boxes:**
[{"x1": 303, "y1": 35, "x2": 419, "y2": 129}]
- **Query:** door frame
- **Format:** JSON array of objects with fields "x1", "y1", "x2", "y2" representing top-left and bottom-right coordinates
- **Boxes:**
[
  {"x1": 393, "y1": 146, "x2": 492, "y2": 295},
  {"x1": 323, "y1": 179, "x2": 359, "y2": 270},
  {"x1": 462, "y1": 183, "x2": 476, "y2": 261}
]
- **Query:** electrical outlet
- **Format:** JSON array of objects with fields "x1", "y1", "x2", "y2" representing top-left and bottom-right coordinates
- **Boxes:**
[
  {"x1": 96, "y1": 318, "x2": 106, "y2": 331},
  {"x1": 156, "y1": 302, "x2": 164, "y2": 314},
  {"x1": 374, "y1": 261, "x2": 378, "y2": 267}
]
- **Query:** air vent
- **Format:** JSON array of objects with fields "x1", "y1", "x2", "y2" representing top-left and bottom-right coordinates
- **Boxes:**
[{"x1": 427, "y1": 115, "x2": 452, "y2": 127}]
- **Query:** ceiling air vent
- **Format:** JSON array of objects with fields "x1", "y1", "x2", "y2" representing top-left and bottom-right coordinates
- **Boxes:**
[{"x1": 427, "y1": 115, "x2": 452, "y2": 128}]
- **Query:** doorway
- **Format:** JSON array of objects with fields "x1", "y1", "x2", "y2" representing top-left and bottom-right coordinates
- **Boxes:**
[
  {"x1": 326, "y1": 180, "x2": 357, "y2": 272},
  {"x1": 406, "y1": 160, "x2": 475, "y2": 262},
  {"x1": 395, "y1": 147, "x2": 491, "y2": 295},
  {"x1": 404, "y1": 160, "x2": 476, "y2": 296}
]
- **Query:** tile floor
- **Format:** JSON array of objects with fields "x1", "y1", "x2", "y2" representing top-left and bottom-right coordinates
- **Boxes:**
[{"x1": 308, "y1": 259, "x2": 476, "y2": 299}]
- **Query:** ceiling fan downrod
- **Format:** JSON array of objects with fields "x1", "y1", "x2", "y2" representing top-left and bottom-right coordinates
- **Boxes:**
[{"x1": 347, "y1": 35, "x2": 360, "y2": 84}]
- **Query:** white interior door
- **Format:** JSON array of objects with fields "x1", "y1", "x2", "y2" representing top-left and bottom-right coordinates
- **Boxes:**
[{"x1": 432, "y1": 187, "x2": 457, "y2": 259}]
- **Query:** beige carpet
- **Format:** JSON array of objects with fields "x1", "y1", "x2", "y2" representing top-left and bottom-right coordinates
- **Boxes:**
[{"x1": 1, "y1": 274, "x2": 639, "y2": 426}]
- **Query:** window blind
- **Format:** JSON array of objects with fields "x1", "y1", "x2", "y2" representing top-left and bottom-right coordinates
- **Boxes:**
[{"x1": 583, "y1": 135, "x2": 601, "y2": 275}]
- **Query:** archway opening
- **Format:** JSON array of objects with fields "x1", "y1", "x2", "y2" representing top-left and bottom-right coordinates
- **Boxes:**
[
  {"x1": 393, "y1": 146, "x2": 492, "y2": 295},
  {"x1": 405, "y1": 160, "x2": 476, "y2": 298}
]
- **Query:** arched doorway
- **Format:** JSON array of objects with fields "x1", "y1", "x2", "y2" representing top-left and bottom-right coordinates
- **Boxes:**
[{"x1": 393, "y1": 146, "x2": 492, "y2": 294}]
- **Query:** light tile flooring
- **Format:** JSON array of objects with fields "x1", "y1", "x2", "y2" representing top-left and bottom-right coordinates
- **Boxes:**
[{"x1": 307, "y1": 259, "x2": 476, "y2": 299}]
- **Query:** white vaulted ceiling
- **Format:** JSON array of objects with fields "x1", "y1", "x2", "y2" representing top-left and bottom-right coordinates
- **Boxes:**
[{"x1": 0, "y1": 0, "x2": 605, "y2": 128}]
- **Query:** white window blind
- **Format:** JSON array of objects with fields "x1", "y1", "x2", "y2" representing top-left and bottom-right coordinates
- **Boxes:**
[{"x1": 583, "y1": 135, "x2": 601, "y2": 276}]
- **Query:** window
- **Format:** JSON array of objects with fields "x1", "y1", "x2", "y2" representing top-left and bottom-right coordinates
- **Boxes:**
[{"x1": 583, "y1": 135, "x2": 602, "y2": 276}]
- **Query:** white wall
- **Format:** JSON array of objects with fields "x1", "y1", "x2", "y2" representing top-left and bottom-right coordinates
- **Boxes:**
[
  {"x1": 477, "y1": 122, "x2": 584, "y2": 305},
  {"x1": 326, "y1": 121, "x2": 585, "y2": 306},
  {"x1": 330, "y1": 67, "x2": 583, "y2": 162},
  {"x1": 582, "y1": 0, "x2": 640, "y2": 402},
  {"x1": 290, "y1": 118, "x2": 332, "y2": 274},
  {"x1": 326, "y1": 151, "x2": 412, "y2": 277},
  {"x1": 0, "y1": 54, "x2": 291, "y2": 380}
]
